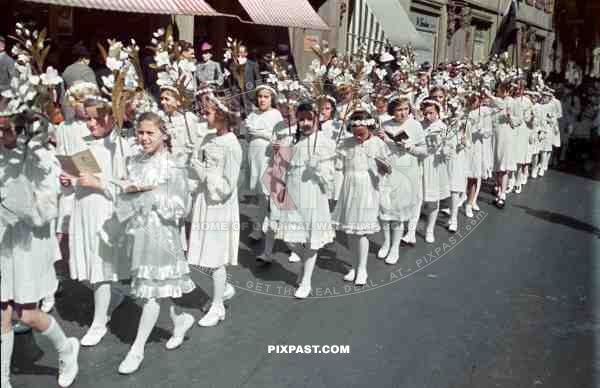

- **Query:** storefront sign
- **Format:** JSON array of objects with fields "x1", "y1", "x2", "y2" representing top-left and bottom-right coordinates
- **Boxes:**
[{"x1": 410, "y1": 13, "x2": 437, "y2": 33}]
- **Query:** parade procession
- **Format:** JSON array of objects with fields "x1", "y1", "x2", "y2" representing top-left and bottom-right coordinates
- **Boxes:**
[{"x1": 1, "y1": 0, "x2": 599, "y2": 387}]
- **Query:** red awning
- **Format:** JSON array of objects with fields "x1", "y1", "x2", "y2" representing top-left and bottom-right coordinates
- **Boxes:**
[
  {"x1": 237, "y1": 0, "x2": 329, "y2": 30},
  {"x1": 23, "y1": 0, "x2": 221, "y2": 15}
]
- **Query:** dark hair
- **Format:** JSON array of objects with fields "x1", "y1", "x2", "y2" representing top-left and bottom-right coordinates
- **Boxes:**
[
  {"x1": 294, "y1": 102, "x2": 317, "y2": 143},
  {"x1": 320, "y1": 98, "x2": 336, "y2": 120},
  {"x1": 177, "y1": 40, "x2": 194, "y2": 53},
  {"x1": 137, "y1": 111, "x2": 172, "y2": 153},
  {"x1": 387, "y1": 97, "x2": 411, "y2": 116},
  {"x1": 72, "y1": 43, "x2": 90, "y2": 60},
  {"x1": 429, "y1": 86, "x2": 446, "y2": 96},
  {"x1": 420, "y1": 99, "x2": 441, "y2": 114},
  {"x1": 347, "y1": 110, "x2": 376, "y2": 132}
]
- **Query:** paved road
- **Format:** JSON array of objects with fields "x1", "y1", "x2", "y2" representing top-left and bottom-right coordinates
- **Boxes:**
[{"x1": 9, "y1": 169, "x2": 600, "y2": 388}]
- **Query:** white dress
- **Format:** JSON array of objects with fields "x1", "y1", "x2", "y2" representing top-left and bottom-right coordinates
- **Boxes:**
[
  {"x1": 465, "y1": 107, "x2": 494, "y2": 179},
  {"x1": 241, "y1": 109, "x2": 285, "y2": 196},
  {"x1": 275, "y1": 132, "x2": 336, "y2": 249},
  {"x1": 321, "y1": 119, "x2": 351, "y2": 200},
  {"x1": 115, "y1": 150, "x2": 195, "y2": 299},
  {"x1": 530, "y1": 103, "x2": 546, "y2": 157},
  {"x1": 421, "y1": 120, "x2": 451, "y2": 202},
  {"x1": 447, "y1": 120, "x2": 468, "y2": 193},
  {"x1": 490, "y1": 96, "x2": 517, "y2": 172},
  {"x1": 166, "y1": 111, "x2": 208, "y2": 159},
  {"x1": 55, "y1": 119, "x2": 90, "y2": 233},
  {"x1": 68, "y1": 131, "x2": 131, "y2": 284},
  {"x1": 513, "y1": 96, "x2": 533, "y2": 165},
  {"x1": 550, "y1": 97, "x2": 563, "y2": 147},
  {"x1": 1, "y1": 140, "x2": 59, "y2": 303},
  {"x1": 380, "y1": 117, "x2": 427, "y2": 221},
  {"x1": 539, "y1": 102, "x2": 555, "y2": 152},
  {"x1": 188, "y1": 132, "x2": 243, "y2": 268},
  {"x1": 332, "y1": 135, "x2": 388, "y2": 235}
]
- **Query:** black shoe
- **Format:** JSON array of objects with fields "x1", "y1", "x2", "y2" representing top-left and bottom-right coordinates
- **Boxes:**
[{"x1": 495, "y1": 199, "x2": 506, "y2": 209}]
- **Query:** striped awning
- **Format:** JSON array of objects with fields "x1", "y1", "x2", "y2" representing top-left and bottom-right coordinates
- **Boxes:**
[
  {"x1": 23, "y1": 0, "x2": 221, "y2": 15},
  {"x1": 237, "y1": 0, "x2": 329, "y2": 30}
]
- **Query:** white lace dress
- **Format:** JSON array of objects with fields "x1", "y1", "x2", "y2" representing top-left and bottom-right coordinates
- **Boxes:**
[
  {"x1": 188, "y1": 132, "x2": 243, "y2": 268},
  {"x1": 332, "y1": 136, "x2": 388, "y2": 235},
  {"x1": 1, "y1": 140, "x2": 59, "y2": 303},
  {"x1": 68, "y1": 131, "x2": 131, "y2": 284},
  {"x1": 380, "y1": 117, "x2": 427, "y2": 221},
  {"x1": 115, "y1": 150, "x2": 195, "y2": 299},
  {"x1": 241, "y1": 109, "x2": 285, "y2": 196},
  {"x1": 422, "y1": 120, "x2": 451, "y2": 202},
  {"x1": 274, "y1": 132, "x2": 336, "y2": 249},
  {"x1": 465, "y1": 107, "x2": 494, "y2": 179}
]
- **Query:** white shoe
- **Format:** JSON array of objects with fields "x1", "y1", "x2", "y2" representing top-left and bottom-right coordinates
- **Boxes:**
[
  {"x1": 448, "y1": 221, "x2": 457, "y2": 233},
  {"x1": 249, "y1": 229, "x2": 263, "y2": 241},
  {"x1": 57, "y1": 338, "x2": 79, "y2": 387},
  {"x1": 354, "y1": 270, "x2": 368, "y2": 286},
  {"x1": 538, "y1": 169, "x2": 545, "y2": 177},
  {"x1": 377, "y1": 245, "x2": 389, "y2": 259},
  {"x1": 166, "y1": 313, "x2": 195, "y2": 350},
  {"x1": 118, "y1": 350, "x2": 144, "y2": 375},
  {"x1": 465, "y1": 204, "x2": 474, "y2": 218},
  {"x1": 505, "y1": 186, "x2": 513, "y2": 194},
  {"x1": 288, "y1": 251, "x2": 301, "y2": 263},
  {"x1": 384, "y1": 251, "x2": 399, "y2": 265},
  {"x1": 40, "y1": 295, "x2": 55, "y2": 313},
  {"x1": 425, "y1": 232, "x2": 435, "y2": 244},
  {"x1": 514, "y1": 185, "x2": 522, "y2": 194},
  {"x1": 472, "y1": 202, "x2": 481, "y2": 212},
  {"x1": 198, "y1": 304, "x2": 225, "y2": 327},
  {"x1": 343, "y1": 268, "x2": 356, "y2": 282},
  {"x1": 223, "y1": 283, "x2": 236, "y2": 301},
  {"x1": 294, "y1": 283, "x2": 311, "y2": 299},
  {"x1": 440, "y1": 208, "x2": 451, "y2": 216},
  {"x1": 522, "y1": 175, "x2": 528, "y2": 185},
  {"x1": 80, "y1": 325, "x2": 107, "y2": 347}
]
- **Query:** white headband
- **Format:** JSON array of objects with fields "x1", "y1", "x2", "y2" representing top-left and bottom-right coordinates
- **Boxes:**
[
  {"x1": 256, "y1": 84, "x2": 277, "y2": 95},
  {"x1": 349, "y1": 118, "x2": 376, "y2": 127}
]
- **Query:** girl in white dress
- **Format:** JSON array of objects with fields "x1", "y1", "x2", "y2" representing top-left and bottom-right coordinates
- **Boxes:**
[
  {"x1": 446, "y1": 104, "x2": 469, "y2": 233},
  {"x1": 485, "y1": 83, "x2": 517, "y2": 208},
  {"x1": 464, "y1": 93, "x2": 493, "y2": 218},
  {"x1": 420, "y1": 99, "x2": 451, "y2": 243},
  {"x1": 1, "y1": 116, "x2": 79, "y2": 388},
  {"x1": 333, "y1": 110, "x2": 391, "y2": 285},
  {"x1": 529, "y1": 93, "x2": 545, "y2": 178},
  {"x1": 538, "y1": 91, "x2": 559, "y2": 176},
  {"x1": 274, "y1": 103, "x2": 336, "y2": 298},
  {"x1": 59, "y1": 97, "x2": 130, "y2": 347},
  {"x1": 160, "y1": 86, "x2": 205, "y2": 158},
  {"x1": 378, "y1": 97, "x2": 427, "y2": 261},
  {"x1": 115, "y1": 112, "x2": 196, "y2": 374},
  {"x1": 240, "y1": 85, "x2": 285, "y2": 243},
  {"x1": 188, "y1": 97, "x2": 242, "y2": 326},
  {"x1": 511, "y1": 84, "x2": 534, "y2": 193}
]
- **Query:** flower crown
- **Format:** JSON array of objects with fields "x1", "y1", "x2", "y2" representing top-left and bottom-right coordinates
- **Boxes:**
[{"x1": 349, "y1": 118, "x2": 376, "y2": 127}]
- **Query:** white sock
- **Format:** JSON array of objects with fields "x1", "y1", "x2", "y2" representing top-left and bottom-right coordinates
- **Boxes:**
[
  {"x1": 1, "y1": 330, "x2": 14, "y2": 386},
  {"x1": 212, "y1": 266, "x2": 227, "y2": 308},
  {"x1": 40, "y1": 316, "x2": 70, "y2": 354},
  {"x1": 131, "y1": 299, "x2": 160, "y2": 355},
  {"x1": 450, "y1": 192, "x2": 460, "y2": 225},
  {"x1": 389, "y1": 222, "x2": 403, "y2": 256},
  {"x1": 92, "y1": 283, "x2": 111, "y2": 328}
]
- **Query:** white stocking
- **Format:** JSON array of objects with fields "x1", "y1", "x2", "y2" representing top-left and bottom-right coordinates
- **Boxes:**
[
  {"x1": 388, "y1": 222, "x2": 404, "y2": 259},
  {"x1": 131, "y1": 298, "x2": 160, "y2": 355},
  {"x1": 1, "y1": 330, "x2": 14, "y2": 387},
  {"x1": 355, "y1": 235, "x2": 369, "y2": 276},
  {"x1": 378, "y1": 221, "x2": 390, "y2": 257},
  {"x1": 541, "y1": 151, "x2": 551, "y2": 170},
  {"x1": 211, "y1": 266, "x2": 227, "y2": 308},
  {"x1": 91, "y1": 283, "x2": 111, "y2": 328},
  {"x1": 426, "y1": 202, "x2": 439, "y2": 235},
  {"x1": 40, "y1": 316, "x2": 70, "y2": 354},
  {"x1": 299, "y1": 248, "x2": 318, "y2": 288},
  {"x1": 450, "y1": 192, "x2": 460, "y2": 225}
]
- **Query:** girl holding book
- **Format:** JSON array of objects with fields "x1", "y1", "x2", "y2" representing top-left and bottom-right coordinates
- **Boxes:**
[{"x1": 379, "y1": 97, "x2": 427, "y2": 261}]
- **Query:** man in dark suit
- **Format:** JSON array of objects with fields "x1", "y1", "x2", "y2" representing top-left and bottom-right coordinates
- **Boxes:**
[{"x1": 227, "y1": 45, "x2": 261, "y2": 118}]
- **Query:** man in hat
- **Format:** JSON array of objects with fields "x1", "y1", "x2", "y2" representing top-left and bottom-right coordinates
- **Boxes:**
[
  {"x1": 196, "y1": 42, "x2": 223, "y2": 89},
  {"x1": 275, "y1": 43, "x2": 296, "y2": 80},
  {"x1": 62, "y1": 43, "x2": 97, "y2": 90},
  {"x1": 0, "y1": 36, "x2": 15, "y2": 93},
  {"x1": 226, "y1": 44, "x2": 261, "y2": 118}
]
